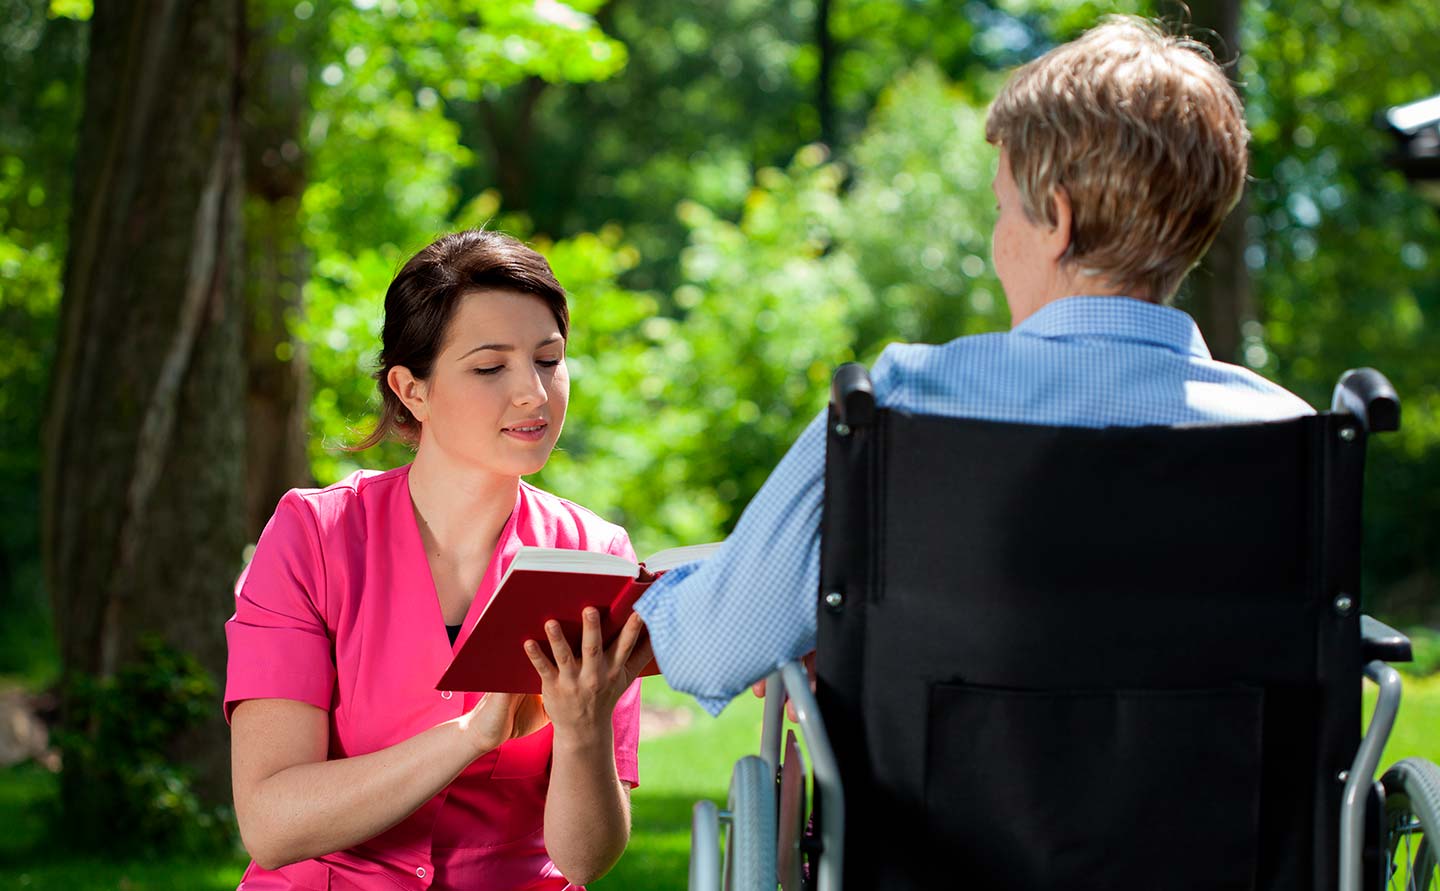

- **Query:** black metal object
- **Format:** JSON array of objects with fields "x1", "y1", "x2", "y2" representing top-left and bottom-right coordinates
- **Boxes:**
[
  {"x1": 1382, "y1": 93, "x2": 1440, "y2": 207},
  {"x1": 813, "y1": 366, "x2": 1401, "y2": 890}
]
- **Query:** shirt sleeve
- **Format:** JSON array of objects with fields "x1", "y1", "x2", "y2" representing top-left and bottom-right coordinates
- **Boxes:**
[
  {"x1": 634, "y1": 409, "x2": 828, "y2": 716},
  {"x1": 606, "y1": 529, "x2": 643, "y2": 787},
  {"x1": 223, "y1": 491, "x2": 337, "y2": 723},
  {"x1": 634, "y1": 350, "x2": 903, "y2": 716}
]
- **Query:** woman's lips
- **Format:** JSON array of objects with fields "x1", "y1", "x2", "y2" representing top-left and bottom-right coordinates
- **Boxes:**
[{"x1": 502, "y1": 421, "x2": 548, "y2": 443}]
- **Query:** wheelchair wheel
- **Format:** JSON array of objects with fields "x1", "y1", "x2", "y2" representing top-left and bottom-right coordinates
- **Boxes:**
[
  {"x1": 723, "y1": 755, "x2": 777, "y2": 891},
  {"x1": 1381, "y1": 758, "x2": 1440, "y2": 890}
]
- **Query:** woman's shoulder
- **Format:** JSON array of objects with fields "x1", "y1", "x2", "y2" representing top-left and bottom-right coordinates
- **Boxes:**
[
  {"x1": 517, "y1": 481, "x2": 629, "y2": 554},
  {"x1": 275, "y1": 465, "x2": 410, "y2": 532}
]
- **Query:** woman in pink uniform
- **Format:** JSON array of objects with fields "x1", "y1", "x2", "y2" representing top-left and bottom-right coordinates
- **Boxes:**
[{"x1": 225, "y1": 229, "x2": 650, "y2": 890}]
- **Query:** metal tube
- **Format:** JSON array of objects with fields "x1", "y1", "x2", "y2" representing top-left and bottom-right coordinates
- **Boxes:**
[
  {"x1": 761, "y1": 668, "x2": 785, "y2": 777},
  {"x1": 690, "y1": 799, "x2": 720, "y2": 891},
  {"x1": 782, "y1": 660, "x2": 844, "y2": 891},
  {"x1": 1339, "y1": 660, "x2": 1403, "y2": 891}
]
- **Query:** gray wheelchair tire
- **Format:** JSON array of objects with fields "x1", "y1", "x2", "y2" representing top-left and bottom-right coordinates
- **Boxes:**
[
  {"x1": 1381, "y1": 758, "x2": 1440, "y2": 890},
  {"x1": 723, "y1": 755, "x2": 778, "y2": 891}
]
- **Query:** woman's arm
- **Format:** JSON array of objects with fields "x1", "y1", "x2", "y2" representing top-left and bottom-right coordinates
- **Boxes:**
[
  {"x1": 527, "y1": 610, "x2": 652, "y2": 885},
  {"x1": 231, "y1": 690, "x2": 531, "y2": 870}
]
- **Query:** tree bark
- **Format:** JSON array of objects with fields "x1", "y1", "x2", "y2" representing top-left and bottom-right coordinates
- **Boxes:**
[
  {"x1": 477, "y1": 76, "x2": 548, "y2": 218},
  {"x1": 43, "y1": 0, "x2": 246, "y2": 803},
  {"x1": 242, "y1": 10, "x2": 312, "y2": 540},
  {"x1": 816, "y1": 0, "x2": 835, "y2": 149},
  {"x1": 1175, "y1": 0, "x2": 1252, "y2": 363}
]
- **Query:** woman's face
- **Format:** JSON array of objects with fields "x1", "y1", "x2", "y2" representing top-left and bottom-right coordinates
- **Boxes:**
[{"x1": 412, "y1": 288, "x2": 569, "y2": 479}]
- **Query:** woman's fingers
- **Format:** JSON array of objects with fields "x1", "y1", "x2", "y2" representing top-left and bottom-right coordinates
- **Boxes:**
[
  {"x1": 623, "y1": 634, "x2": 654, "y2": 681},
  {"x1": 523, "y1": 638, "x2": 558, "y2": 683},
  {"x1": 609, "y1": 611, "x2": 644, "y2": 670},
  {"x1": 579, "y1": 608, "x2": 604, "y2": 668},
  {"x1": 545, "y1": 619, "x2": 574, "y2": 669}
]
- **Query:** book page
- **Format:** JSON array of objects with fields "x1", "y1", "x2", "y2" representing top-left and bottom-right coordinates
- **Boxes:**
[
  {"x1": 642, "y1": 541, "x2": 724, "y2": 574},
  {"x1": 500, "y1": 546, "x2": 639, "y2": 584}
]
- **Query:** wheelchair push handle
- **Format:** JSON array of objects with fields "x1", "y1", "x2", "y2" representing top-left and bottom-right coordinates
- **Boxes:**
[
  {"x1": 1360, "y1": 614, "x2": 1413, "y2": 664},
  {"x1": 830, "y1": 363, "x2": 876, "y2": 430},
  {"x1": 1331, "y1": 368, "x2": 1400, "y2": 433}
]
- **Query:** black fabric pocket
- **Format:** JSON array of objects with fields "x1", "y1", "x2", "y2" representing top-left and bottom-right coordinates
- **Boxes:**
[{"x1": 925, "y1": 683, "x2": 1264, "y2": 891}]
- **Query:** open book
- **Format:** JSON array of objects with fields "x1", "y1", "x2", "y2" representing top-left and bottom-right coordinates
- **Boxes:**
[{"x1": 436, "y1": 542, "x2": 722, "y2": 694}]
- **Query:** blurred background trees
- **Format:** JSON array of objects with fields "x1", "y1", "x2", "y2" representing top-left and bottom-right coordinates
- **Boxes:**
[{"x1": 1, "y1": 0, "x2": 1437, "y2": 858}]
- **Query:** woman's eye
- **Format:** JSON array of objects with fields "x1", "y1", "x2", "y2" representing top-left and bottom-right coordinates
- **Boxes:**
[
  {"x1": 536, "y1": 359, "x2": 562, "y2": 368},
  {"x1": 473, "y1": 366, "x2": 503, "y2": 376}
]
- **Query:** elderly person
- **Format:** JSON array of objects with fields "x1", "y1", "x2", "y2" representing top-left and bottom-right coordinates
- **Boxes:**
[{"x1": 634, "y1": 15, "x2": 1313, "y2": 714}]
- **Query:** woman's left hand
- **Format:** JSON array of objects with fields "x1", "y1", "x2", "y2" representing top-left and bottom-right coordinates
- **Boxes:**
[{"x1": 524, "y1": 610, "x2": 652, "y2": 741}]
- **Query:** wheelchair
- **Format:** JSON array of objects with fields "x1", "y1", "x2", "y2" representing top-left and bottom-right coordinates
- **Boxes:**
[{"x1": 691, "y1": 364, "x2": 1440, "y2": 891}]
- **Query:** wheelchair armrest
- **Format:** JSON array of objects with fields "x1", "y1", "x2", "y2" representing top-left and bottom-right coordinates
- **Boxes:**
[
  {"x1": 1360, "y1": 614, "x2": 1413, "y2": 664},
  {"x1": 1330, "y1": 368, "x2": 1400, "y2": 433},
  {"x1": 830, "y1": 363, "x2": 876, "y2": 429}
]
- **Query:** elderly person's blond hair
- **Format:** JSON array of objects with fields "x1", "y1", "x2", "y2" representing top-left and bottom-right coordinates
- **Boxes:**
[{"x1": 984, "y1": 16, "x2": 1248, "y2": 303}]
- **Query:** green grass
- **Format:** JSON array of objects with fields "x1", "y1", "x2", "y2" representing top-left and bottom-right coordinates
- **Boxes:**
[
  {"x1": 594, "y1": 680, "x2": 765, "y2": 891},
  {"x1": 0, "y1": 674, "x2": 1434, "y2": 890}
]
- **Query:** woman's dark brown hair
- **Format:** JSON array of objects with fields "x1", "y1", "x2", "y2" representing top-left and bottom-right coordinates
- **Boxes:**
[{"x1": 353, "y1": 229, "x2": 569, "y2": 450}]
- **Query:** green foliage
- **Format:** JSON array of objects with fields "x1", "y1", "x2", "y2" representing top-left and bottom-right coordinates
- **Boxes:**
[
  {"x1": 1239, "y1": 0, "x2": 1440, "y2": 610},
  {"x1": 0, "y1": 0, "x2": 84, "y2": 681},
  {"x1": 50, "y1": 638, "x2": 234, "y2": 856},
  {"x1": 1402, "y1": 626, "x2": 1440, "y2": 678}
]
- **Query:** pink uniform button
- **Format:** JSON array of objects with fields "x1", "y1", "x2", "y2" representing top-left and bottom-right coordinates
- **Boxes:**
[
  {"x1": 416, "y1": 866, "x2": 427, "y2": 878},
  {"x1": 440, "y1": 690, "x2": 453, "y2": 700}
]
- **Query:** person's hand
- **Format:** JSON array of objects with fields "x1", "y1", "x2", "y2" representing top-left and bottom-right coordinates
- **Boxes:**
[
  {"x1": 509, "y1": 693, "x2": 550, "y2": 740},
  {"x1": 750, "y1": 650, "x2": 816, "y2": 722},
  {"x1": 459, "y1": 691, "x2": 523, "y2": 756},
  {"x1": 523, "y1": 609, "x2": 652, "y2": 742}
]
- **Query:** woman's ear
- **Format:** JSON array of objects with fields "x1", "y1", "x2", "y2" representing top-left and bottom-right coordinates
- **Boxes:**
[
  {"x1": 387, "y1": 366, "x2": 430, "y2": 424},
  {"x1": 1045, "y1": 186, "x2": 1073, "y2": 262}
]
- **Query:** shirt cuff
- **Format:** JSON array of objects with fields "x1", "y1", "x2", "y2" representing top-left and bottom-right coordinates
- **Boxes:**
[{"x1": 636, "y1": 563, "x2": 744, "y2": 716}]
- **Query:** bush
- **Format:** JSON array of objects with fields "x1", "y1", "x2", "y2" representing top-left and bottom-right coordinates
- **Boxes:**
[{"x1": 49, "y1": 637, "x2": 235, "y2": 856}]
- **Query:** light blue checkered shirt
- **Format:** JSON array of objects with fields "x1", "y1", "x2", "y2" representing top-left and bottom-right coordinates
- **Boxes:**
[{"x1": 633, "y1": 296, "x2": 1315, "y2": 715}]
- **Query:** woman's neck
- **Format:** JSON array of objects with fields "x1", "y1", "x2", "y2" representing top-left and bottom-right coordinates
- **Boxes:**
[{"x1": 406, "y1": 446, "x2": 518, "y2": 560}]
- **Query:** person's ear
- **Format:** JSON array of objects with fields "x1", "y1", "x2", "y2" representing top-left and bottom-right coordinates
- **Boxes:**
[
  {"x1": 1045, "y1": 186, "x2": 1073, "y2": 262},
  {"x1": 387, "y1": 366, "x2": 430, "y2": 424}
]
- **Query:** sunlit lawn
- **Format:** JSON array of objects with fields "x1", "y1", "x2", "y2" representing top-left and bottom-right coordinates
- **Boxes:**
[{"x1": 0, "y1": 674, "x2": 1434, "y2": 890}]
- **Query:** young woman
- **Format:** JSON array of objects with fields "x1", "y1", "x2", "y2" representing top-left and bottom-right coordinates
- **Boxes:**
[{"x1": 225, "y1": 229, "x2": 650, "y2": 890}]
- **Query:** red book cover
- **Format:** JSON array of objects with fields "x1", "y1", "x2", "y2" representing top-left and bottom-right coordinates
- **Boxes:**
[{"x1": 436, "y1": 543, "x2": 719, "y2": 694}]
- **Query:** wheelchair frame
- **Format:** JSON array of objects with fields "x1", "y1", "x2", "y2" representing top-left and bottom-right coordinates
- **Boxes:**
[{"x1": 690, "y1": 368, "x2": 1439, "y2": 891}]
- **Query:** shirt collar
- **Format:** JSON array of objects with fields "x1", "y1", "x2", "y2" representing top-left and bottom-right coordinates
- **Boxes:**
[{"x1": 1010, "y1": 295, "x2": 1212, "y2": 359}]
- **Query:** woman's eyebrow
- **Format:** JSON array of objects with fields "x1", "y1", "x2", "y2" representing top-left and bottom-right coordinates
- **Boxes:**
[
  {"x1": 457, "y1": 343, "x2": 512, "y2": 360},
  {"x1": 456, "y1": 335, "x2": 563, "y2": 361}
]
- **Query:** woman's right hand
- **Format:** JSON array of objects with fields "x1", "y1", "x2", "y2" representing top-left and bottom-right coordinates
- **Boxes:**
[{"x1": 460, "y1": 692, "x2": 551, "y2": 755}]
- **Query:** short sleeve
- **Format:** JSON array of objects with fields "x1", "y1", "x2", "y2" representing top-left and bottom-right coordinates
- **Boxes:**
[
  {"x1": 606, "y1": 528, "x2": 642, "y2": 787},
  {"x1": 224, "y1": 491, "x2": 337, "y2": 723}
]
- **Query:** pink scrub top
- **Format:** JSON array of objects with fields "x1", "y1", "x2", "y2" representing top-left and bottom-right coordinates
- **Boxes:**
[{"x1": 224, "y1": 465, "x2": 642, "y2": 891}]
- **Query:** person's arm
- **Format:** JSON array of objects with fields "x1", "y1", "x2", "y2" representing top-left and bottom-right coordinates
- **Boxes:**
[
  {"x1": 231, "y1": 691, "x2": 542, "y2": 870},
  {"x1": 634, "y1": 409, "x2": 828, "y2": 715},
  {"x1": 525, "y1": 610, "x2": 652, "y2": 885}
]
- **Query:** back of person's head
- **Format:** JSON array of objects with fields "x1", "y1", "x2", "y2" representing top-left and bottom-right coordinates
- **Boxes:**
[
  {"x1": 984, "y1": 16, "x2": 1248, "y2": 302},
  {"x1": 355, "y1": 229, "x2": 569, "y2": 450}
]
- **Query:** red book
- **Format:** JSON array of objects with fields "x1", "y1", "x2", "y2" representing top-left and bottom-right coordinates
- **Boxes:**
[{"x1": 437, "y1": 542, "x2": 721, "y2": 694}]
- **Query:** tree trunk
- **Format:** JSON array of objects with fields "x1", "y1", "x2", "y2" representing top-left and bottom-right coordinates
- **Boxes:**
[
  {"x1": 243, "y1": 10, "x2": 312, "y2": 540},
  {"x1": 478, "y1": 76, "x2": 548, "y2": 218},
  {"x1": 43, "y1": 0, "x2": 246, "y2": 806},
  {"x1": 816, "y1": 0, "x2": 835, "y2": 150},
  {"x1": 1175, "y1": 0, "x2": 1252, "y2": 363}
]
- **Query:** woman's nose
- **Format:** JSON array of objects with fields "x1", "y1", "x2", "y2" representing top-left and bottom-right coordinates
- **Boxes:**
[{"x1": 512, "y1": 367, "x2": 548, "y2": 407}]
